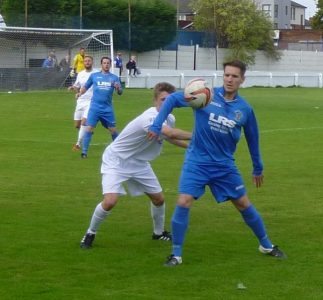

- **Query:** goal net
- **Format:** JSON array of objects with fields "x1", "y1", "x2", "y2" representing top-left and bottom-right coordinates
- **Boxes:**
[{"x1": 0, "y1": 27, "x2": 114, "y2": 91}]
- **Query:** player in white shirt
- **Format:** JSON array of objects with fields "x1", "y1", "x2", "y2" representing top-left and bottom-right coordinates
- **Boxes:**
[
  {"x1": 80, "y1": 82, "x2": 192, "y2": 249},
  {"x1": 68, "y1": 55, "x2": 96, "y2": 151}
]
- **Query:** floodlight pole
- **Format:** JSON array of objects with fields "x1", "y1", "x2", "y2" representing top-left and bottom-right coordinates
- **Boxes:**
[
  {"x1": 25, "y1": 0, "x2": 28, "y2": 27},
  {"x1": 128, "y1": 0, "x2": 132, "y2": 60},
  {"x1": 80, "y1": 0, "x2": 83, "y2": 29}
]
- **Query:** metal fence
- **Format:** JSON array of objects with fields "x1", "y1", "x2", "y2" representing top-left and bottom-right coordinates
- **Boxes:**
[{"x1": 124, "y1": 69, "x2": 323, "y2": 89}]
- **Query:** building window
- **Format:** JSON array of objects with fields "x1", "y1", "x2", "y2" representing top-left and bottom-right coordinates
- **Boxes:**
[
  {"x1": 285, "y1": 6, "x2": 288, "y2": 16},
  {"x1": 291, "y1": 7, "x2": 296, "y2": 20},
  {"x1": 262, "y1": 4, "x2": 271, "y2": 17},
  {"x1": 274, "y1": 5, "x2": 278, "y2": 18}
]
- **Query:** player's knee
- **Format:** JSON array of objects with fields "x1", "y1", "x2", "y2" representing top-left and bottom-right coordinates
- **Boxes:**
[
  {"x1": 177, "y1": 194, "x2": 194, "y2": 208},
  {"x1": 232, "y1": 195, "x2": 251, "y2": 211},
  {"x1": 102, "y1": 196, "x2": 118, "y2": 211},
  {"x1": 87, "y1": 126, "x2": 94, "y2": 133},
  {"x1": 150, "y1": 193, "x2": 165, "y2": 206},
  {"x1": 153, "y1": 198, "x2": 165, "y2": 207}
]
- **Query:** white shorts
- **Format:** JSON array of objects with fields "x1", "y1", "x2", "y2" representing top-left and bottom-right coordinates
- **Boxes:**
[
  {"x1": 74, "y1": 103, "x2": 90, "y2": 121},
  {"x1": 101, "y1": 148, "x2": 162, "y2": 196}
]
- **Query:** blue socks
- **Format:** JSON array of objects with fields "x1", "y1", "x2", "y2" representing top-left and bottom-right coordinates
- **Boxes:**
[
  {"x1": 170, "y1": 204, "x2": 272, "y2": 257},
  {"x1": 171, "y1": 206, "x2": 190, "y2": 257},
  {"x1": 81, "y1": 131, "x2": 118, "y2": 155},
  {"x1": 82, "y1": 131, "x2": 93, "y2": 155},
  {"x1": 240, "y1": 205, "x2": 272, "y2": 249},
  {"x1": 111, "y1": 131, "x2": 119, "y2": 141}
]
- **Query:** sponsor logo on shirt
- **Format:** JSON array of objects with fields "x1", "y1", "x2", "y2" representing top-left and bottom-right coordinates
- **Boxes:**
[
  {"x1": 97, "y1": 81, "x2": 113, "y2": 87},
  {"x1": 209, "y1": 113, "x2": 236, "y2": 128},
  {"x1": 208, "y1": 113, "x2": 236, "y2": 134}
]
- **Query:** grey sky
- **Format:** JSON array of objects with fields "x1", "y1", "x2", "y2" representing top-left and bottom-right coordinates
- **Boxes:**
[{"x1": 296, "y1": 0, "x2": 317, "y2": 18}]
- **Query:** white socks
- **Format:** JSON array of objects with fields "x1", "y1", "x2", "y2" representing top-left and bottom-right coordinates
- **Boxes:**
[
  {"x1": 87, "y1": 202, "x2": 165, "y2": 236},
  {"x1": 151, "y1": 202, "x2": 165, "y2": 235},
  {"x1": 88, "y1": 203, "x2": 110, "y2": 233},
  {"x1": 77, "y1": 125, "x2": 88, "y2": 146}
]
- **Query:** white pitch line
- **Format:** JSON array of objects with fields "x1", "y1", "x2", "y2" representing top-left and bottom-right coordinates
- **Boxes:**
[
  {"x1": 261, "y1": 126, "x2": 323, "y2": 133},
  {"x1": 0, "y1": 138, "x2": 109, "y2": 146},
  {"x1": 1, "y1": 127, "x2": 322, "y2": 144}
]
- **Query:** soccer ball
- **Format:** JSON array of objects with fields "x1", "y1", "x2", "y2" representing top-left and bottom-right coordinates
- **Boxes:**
[{"x1": 184, "y1": 78, "x2": 212, "y2": 109}]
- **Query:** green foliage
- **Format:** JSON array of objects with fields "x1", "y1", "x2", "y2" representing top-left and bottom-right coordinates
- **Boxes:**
[
  {"x1": 1, "y1": 88, "x2": 323, "y2": 299},
  {"x1": 310, "y1": 0, "x2": 323, "y2": 29},
  {"x1": 310, "y1": 10, "x2": 323, "y2": 29},
  {"x1": 84, "y1": 0, "x2": 177, "y2": 52},
  {"x1": 0, "y1": 0, "x2": 177, "y2": 52},
  {"x1": 191, "y1": 0, "x2": 280, "y2": 65}
]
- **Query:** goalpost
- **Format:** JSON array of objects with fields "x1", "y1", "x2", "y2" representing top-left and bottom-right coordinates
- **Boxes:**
[{"x1": 0, "y1": 27, "x2": 114, "y2": 91}]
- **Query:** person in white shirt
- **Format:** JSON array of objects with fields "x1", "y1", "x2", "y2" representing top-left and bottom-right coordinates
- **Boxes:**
[
  {"x1": 68, "y1": 55, "x2": 96, "y2": 151},
  {"x1": 80, "y1": 82, "x2": 192, "y2": 249}
]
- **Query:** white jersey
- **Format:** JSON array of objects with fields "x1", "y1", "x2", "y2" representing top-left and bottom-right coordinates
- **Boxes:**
[
  {"x1": 73, "y1": 69, "x2": 97, "y2": 108},
  {"x1": 103, "y1": 107, "x2": 175, "y2": 163}
]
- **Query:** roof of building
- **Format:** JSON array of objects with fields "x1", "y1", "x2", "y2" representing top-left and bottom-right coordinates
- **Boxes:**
[{"x1": 291, "y1": 1, "x2": 307, "y2": 9}]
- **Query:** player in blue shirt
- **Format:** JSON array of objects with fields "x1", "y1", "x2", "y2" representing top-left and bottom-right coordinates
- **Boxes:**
[
  {"x1": 148, "y1": 60, "x2": 285, "y2": 266},
  {"x1": 77, "y1": 56, "x2": 123, "y2": 158}
]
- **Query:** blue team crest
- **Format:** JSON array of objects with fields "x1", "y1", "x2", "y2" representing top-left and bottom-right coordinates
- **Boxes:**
[{"x1": 234, "y1": 110, "x2": 243, "y2": 121}]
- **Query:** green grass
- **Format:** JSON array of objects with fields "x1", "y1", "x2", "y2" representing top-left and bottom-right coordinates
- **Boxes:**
[{"x1": 0, "y1": 87, "x2": 323, "y2": 299}]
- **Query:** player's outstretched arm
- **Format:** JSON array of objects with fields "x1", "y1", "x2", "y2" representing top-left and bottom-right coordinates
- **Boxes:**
[
  {"x1": 166, "y1": 138, "x2": 190, "y2": 149},
  {"x1": 161, "y1": 127, "x2": 191, "y2": 148},
  {"x1": 148, "y1": 92, "x2": 188, "y2": 139},
  {"x1": 162, "y1": 126, "x2": 192, "y2": 140},
  {"x1": 77, "y1": 86, "x2": 87, "y2": 98}
]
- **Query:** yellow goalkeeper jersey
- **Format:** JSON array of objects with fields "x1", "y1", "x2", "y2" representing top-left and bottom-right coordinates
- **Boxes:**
[{"x1": 72, "y1": 53, "x2": 85, "y2": 73}]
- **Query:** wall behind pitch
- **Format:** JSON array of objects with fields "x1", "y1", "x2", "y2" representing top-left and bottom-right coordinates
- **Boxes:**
[{"x1": 134, "y1": 47, "x2": 323, "y2": 73}]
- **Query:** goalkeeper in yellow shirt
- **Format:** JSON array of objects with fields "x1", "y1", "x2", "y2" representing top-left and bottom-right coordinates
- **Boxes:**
[{"x1": 70, "y1": 47, "x2": 85, "y2": 77}]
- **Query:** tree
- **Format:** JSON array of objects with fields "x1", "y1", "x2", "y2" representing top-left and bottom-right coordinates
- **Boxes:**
[
  {"x1": 0, "y1": 0, "x2": 177, "y2": 52},
  {"x1": 190, "y1": 0, "x2": 280, "y2": 65},
  {"x1": 310, "y1": 0, "x2": 323, "y2": 29},
  {"x1": 83, "y1": 0, "x2": 177, "y2": 52}
]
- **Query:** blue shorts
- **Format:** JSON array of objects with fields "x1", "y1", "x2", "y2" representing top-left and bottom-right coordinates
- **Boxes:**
[
  {"x1": 179, "y1": 161, "x2": 246, "y2": 202},
  {"x1": 86, "y1": 108, "x2": 116, "y2": 128}
]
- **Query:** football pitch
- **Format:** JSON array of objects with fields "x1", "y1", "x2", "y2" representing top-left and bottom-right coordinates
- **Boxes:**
[{"x1": 1, "y1": 87, "x2": 323, "y2": 299}]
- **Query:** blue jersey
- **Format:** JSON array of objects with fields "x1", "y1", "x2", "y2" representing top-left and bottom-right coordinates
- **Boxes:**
[
  {"x1": 114, "y1": 56, "x2": 123, "y2": 68},
  {"x1": 149, "y1": 86, "x2": 263, "y2": 176},
  {"x1": 85, "y1": 71, "x2": 122, "y2": 112}
]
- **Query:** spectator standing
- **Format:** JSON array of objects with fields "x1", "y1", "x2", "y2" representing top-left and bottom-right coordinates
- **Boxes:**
[
  {"x1": 49, "y1": 50, "x2": 58, "y2": 69},
  {"x1": 59, "y1": 54, "x2": 71, "y2": 72},
  {"x1": 114, "y1": 52, "x2": 123, "y2": 77},
  {"x1": 42, "y1": 55, "x2": 54, "y2": 68}
]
